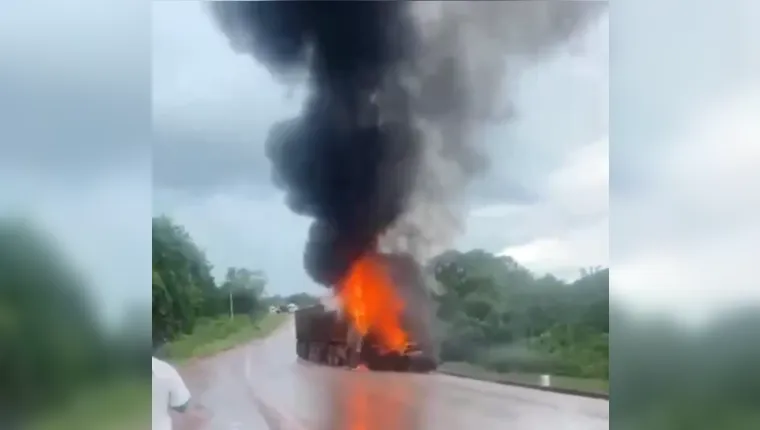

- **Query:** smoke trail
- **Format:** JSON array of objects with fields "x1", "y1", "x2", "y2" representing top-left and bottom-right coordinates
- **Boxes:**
[
  {"x1": 378, "y1": 2, "x2": 606, "y2": 263},
  {"x1": 208, "y1": 2, "x2": 604, "y2": 287}
]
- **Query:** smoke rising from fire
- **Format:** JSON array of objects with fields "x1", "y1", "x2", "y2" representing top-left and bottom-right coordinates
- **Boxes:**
[{"x1": 208, "y1": 2, "x2": 604, "y2": 288}]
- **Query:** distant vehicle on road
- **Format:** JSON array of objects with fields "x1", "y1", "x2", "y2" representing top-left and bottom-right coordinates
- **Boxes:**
[{"x1": 269, "y1": 303, "x2": 298, "y2": 314}]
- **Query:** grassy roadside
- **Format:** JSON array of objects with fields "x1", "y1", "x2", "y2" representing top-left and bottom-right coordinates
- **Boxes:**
[
  {"x1": 165, "y1": 312, "x2": 289, "y2": 364},
  {"x1": 31, "y1": 313, "x2": 288, "y2": 430},
  {"x1": 29, "y1": 379, "x2": 151, "y2": 430},
  {"x1": 439, "y1": 361, "x2": 609, "y2": 397}
]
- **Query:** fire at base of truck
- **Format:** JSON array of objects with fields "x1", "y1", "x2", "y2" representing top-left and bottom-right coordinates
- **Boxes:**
[
  {"x1": 294, "y1": 303, "x2": 436, "y2": 372},
  {"x1": 293, "y1": 253, "x2": 437, "y2": 373}
]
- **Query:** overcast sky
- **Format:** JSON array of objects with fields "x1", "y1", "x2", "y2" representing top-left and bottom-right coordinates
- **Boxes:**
[
  {"x1": 1, "y1": 0, "x2": 758, "y2": 325},
  {"x1": 0, "y1": 0, "x2": 150, "y2": 326},
  {"x1": 612, "y1": 0, "x2": 760, "y2": 323},
  {"x1": 151, "y1": 2, "x2": 609, "y2": 297}
]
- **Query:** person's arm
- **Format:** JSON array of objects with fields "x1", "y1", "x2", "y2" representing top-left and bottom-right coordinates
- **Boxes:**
[{"x1": 167, "y1": 365, "x2": 191, "y2": 413}]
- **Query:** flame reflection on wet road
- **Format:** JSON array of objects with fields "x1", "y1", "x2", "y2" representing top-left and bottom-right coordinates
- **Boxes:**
[
  {"x1": 311, "y1": 364, "x2": 429, "y2": 430},
  {"x1": 174, "y1": 318, "x2": 608, "y2": 430}
]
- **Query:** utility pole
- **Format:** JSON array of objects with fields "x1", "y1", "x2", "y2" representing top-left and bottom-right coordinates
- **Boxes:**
[{"x1": 229, "y1": 289, "x2": 234, "y2": 320}]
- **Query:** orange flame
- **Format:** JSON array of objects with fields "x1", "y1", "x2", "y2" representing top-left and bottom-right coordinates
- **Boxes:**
[{"x1": 337, "y1": 253, "x2": 408, "y2": 354}]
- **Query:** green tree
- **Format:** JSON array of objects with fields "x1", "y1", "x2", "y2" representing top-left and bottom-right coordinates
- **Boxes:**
[
  {"x1": 219, "y1": 267, "x2": 267, "y2": 316},
  {"x1": 0, "y1": 218, "x2": 109, "y2": 419},
  {"x1": 151, "y1": 216, "x2": 271, "y2": 343},
  {"x1": 429, "y1": 249, "x2": 609, "y2": 379},
  {"x1": 152, "y1": 216, "x2": 214, "y2": 342}
]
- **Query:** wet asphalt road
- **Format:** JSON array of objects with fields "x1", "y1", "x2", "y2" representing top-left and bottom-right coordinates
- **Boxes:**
[{"x1": 173, "y1": 318, "x2": 609, "y2": 430}]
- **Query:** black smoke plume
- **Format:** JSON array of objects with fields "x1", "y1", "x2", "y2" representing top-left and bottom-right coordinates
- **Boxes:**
[
  {"x1": 208, "y1": 2, "x2": 605, "y2": 289},
  {"x1": 209, "y1": 2, "x2": 422, "y2": 287}
]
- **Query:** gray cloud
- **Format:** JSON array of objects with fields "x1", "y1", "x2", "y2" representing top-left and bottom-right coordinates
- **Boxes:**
[
  {"x1": 1, "y1": 65, "x2": 147, "y2": 181},
  {"x1": 609, "y1": 0, "x2": 760, "y2": 320},
  {"x1": 611, "y1": 0, "x2": 760, "y2": 198},
  {"x1": 151, "y1": 2, "x2": 609, "y2": 293},
  {"x1": 151, "y1": 127, "x2": 271, "y2": 196},
  {"x1": 0, "y1": 0, "x2": 151, "y2": 324},
  {"x1": 153, "y1": 189, "x2": 317, "y2": 295},
  {"x1": 152, "y1": 1, "x2": 304, "y2": 196},
  {"x1": 152, "y1": 2, "x2": 605, "y2": 204}
]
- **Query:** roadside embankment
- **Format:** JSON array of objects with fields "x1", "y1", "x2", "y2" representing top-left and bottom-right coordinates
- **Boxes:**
[
  {"x1": 438, "y1": 361, "x2": 609, "y2": 399},
  {"x1": 166, "y1": 313, "x2": 289, "y2": 364}
]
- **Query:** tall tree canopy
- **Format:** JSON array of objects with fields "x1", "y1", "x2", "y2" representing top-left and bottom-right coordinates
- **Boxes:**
[
  {"x1": 0, "y1": 219, "x2": 110, "y2": 418},
  {"x1": 429, "y1": 250, "x2": 609, "y2": 379},
  {"x1": 151, "y1": 216, "x2": 269, "y2": 344}
]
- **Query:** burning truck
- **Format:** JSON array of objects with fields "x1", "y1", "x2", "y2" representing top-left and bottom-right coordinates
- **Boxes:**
[
  {"x1": 294, "y1": 252, "x2": 437, "y2": 372},
  {"x1": 207, "y1": 2, "x2": 602, "y2": 372}
]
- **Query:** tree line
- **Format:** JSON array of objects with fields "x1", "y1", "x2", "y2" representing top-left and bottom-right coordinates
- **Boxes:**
[
  {"x1": 612, "y1": 303, "x2": 760, "y2": 429},
  {"x1": 0, "y1": 218, "x2": 148, "y2": 422},
  {"x1": 430, "y1": 249, "x2": 609, "y2": 380},
  {"x1": 151, "y1": 216, "x2": 322, "y2": 345},
  {"x1": 152, "y1": 215, "x2": 610, "y2": 380},
  {"x1": 4, "y1": 215, "x2": 759, "y2": 427},
  {"x1": 152, "y1": 216, "x2": 272, "y2": 345}
]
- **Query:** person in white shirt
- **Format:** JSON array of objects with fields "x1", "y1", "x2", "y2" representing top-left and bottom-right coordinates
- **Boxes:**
[{"x1": 152, "y1": 356, "x2": 191, "y2": 430}]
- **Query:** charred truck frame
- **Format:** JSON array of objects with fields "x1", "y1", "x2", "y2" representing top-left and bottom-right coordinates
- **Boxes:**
[
  {"x1": 294, "y1": 252, "x2": 438, "y2": 373},
  {"x1": 208, "y1": 0, "x2": 604, "y2": 374},
  {"x1": 208, "y1": 2, "x2": 602, "y2": 374},
  {"x1": 294, "y1": 303, "x2": 437, "y2": 372}
]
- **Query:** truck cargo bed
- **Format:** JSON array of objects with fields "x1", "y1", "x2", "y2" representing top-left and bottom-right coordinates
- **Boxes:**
[{"x1": 294, "y1": 304, "x2": 437, "y2": 373}]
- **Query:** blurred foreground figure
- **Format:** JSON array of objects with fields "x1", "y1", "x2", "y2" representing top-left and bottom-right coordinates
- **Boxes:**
[{"x1": 152, "y1": 357, "x2": 191, "y2": 430}]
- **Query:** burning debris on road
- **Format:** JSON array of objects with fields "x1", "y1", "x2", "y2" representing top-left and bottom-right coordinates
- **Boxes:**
[{"x1": 208, "y1": 1, "x2": 603, "y2": 358}]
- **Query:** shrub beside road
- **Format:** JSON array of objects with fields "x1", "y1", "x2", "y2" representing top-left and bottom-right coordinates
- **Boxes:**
[
  {"x1": 30, "y1": 380, "x2": 150, "y2": 430},
  {"x1": 165, "y1": 313, "x2": 289, "y2": 364},
  {"x1": 439, "y1": 362, "x2": 608, "y2": 397},
  {"x1": 33, "y1": 313, "x2": 288, "y2": 430},
  {"x1": 431, "y1": 251, "x2": 609, "y2": 391}
]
